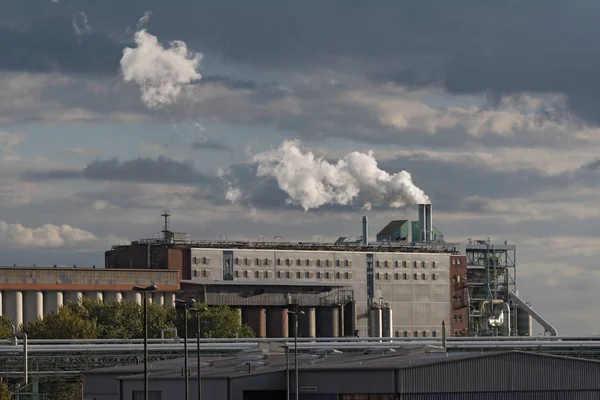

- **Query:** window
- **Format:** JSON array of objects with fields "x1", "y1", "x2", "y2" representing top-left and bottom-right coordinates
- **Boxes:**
[
  {"x1": 413, "y1": 261, "x2": 418, "y2": 268},
  {"x1": 458, "y1": 315, "x2": 463, "y2": 322},
  {"x1": 235, "y1": 257, "x2": 240, "y2": 265},
  {"x1": 316, "y1": 259, "x2": 322, "y2": 267},
  {"x1": 235, "y1": 270, "x2": 242, "y2": 278},
  {"x1": 421, "y1": 273, "x2": 428, "y2": 280},
  {"x1": 278, "y1": 271, "x2": 285, "y2": 278},
  {"x1": 423, "y1": 330, "x2": 428, "y2": 337},
  {"x1": 421, "y1": 261, "x2": 426, "y2": 268},
  {"x1": 403, "y1": 273, "x2": 408, "y2": 280},
  {"x1": 296, "y1": 259, "x2": 304, "y2": 266},
  {"x1": 193, "y1": 269, "x2": 199, "y2": 277},
  {"x1": 203, "y1": 270, "x2": 211, "y2": 278},
  {"x1": 345, "y1": 272, "x2": 352, "y2": 279},
  {"x1": 413, "y1": 273, "x2": 419, "y2": 280},
  {"x1": 326, "y1": 272, "x2": 333, "y2": 279},
  {"x1": 255, "y1": 258, "x2": 262, "y2": 266},
  {"x1": 402, "y1": 261, "x2": 408, "y2": 268},
  {"x1": 394, "y1": 273, "x2": 399, "y2": 280},
  {"x1": 336, "y1": 259, "x2": 342, "y2": 267},
  {"x1": 286, "y1": 259, "x2": 292, "y2": 266},
  {"x1": 432, "y1": 261, "x2": 438, "y2": 268},
  {"x1": 431, "y1": 273, "x2": 437, "y2": 281},
  {"x1": 244, "y1": 270, "x2": 250, "y2": 278},
  {"x1": 456, "y1": 258, "x2": 462, "y2": 265},
  {"x1": 286, "y1": 271, "x2": 293, "y2": 278},
  {"x1": 376, "y1": 260, "x2": 380, "y2": 268},
  {"x1": 255, "y1": 271, "x2": 261, "y2": 278},
  {"x1": 296, "y1": 272, "x2": 302, "y2": 279},
  {"x1": 277, "y1": 258, "x2": 282, "y2": 266},
  {"x1": 306, "y1": 259, "x2": 313, "y2": 266},
  {"x1": 336, "y1": 272, "x2": 342, "y2": 279},
  {"x1": 432, "y1": 331, "x2": 437, "y2": 338},
  {"x1": 452, "y1": 259, "x2": 456, "y2": 265},
  {"x1": 326, "y1": 260, "x2": 333, "y2": 267},
  {"x1": 265, "y1": 258, "x2": 272, "y2": 266},
  {"x1": 345, "y1": 259, "x2": 353, "y2": 267},
  {"x1": 244, "y1": 258, "x2": 251, "y2": 265}
]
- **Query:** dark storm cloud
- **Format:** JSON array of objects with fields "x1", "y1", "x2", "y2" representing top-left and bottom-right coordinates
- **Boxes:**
[{"x1": 22, "y1": 156, "x2": 217, "y2": 185}]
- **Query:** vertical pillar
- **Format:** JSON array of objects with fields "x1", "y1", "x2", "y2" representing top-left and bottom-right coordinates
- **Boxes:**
[
  {"x1": 5, "y1": 291, "x2": 23, "y2": 329},
  {"x1": 85, "y1": 291, "x2": 103, "y2": 302},
  {"x1": 24, "y1": 291, "x2": 44, "y2": 324},
  {"x1": 299, "y1": 307, "x2": 316, "y2": 338},
  {"x1": 44, "y1": 291, "x2": 64, "y2": 314},
  {"x1": 69, "y1": 291, "x2": 84, "y2": 303},
  {"x1": 267, "y1": 307, "x2": 289, "y2": 338},
  {"x1": 316, "y1": 307, "x2": 339, "y2": 338},
  {"x1": 0, "y1": 291, "x2": 3, "y2": 316}
]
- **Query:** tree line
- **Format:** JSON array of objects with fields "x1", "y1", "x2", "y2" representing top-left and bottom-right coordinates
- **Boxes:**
[{"x1": 0, "y1": 298, "x2": 254, "y2": 340}]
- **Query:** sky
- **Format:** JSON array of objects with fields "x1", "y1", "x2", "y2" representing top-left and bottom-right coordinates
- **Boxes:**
[{"x1": 1, "y1": 0, "x2": 600, "y2": 335}]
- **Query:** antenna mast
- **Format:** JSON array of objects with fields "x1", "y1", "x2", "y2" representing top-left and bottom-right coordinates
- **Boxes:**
[{"x1": 161, "y1": 210, "x2": 171, "y2": 240}]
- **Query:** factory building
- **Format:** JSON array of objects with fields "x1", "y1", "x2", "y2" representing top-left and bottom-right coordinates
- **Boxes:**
[
  {"x1": 84, "y1": 347, "x2": 600, "y2": 400},
  {"x1": 0, "y1": 267, "x2": 180, "y2": 328}
]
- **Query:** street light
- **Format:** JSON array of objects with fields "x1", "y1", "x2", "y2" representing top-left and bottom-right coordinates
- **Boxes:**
[
  {"x1": 287, "y1": 308, "x2": 305, "y2": 400},
  {"x1": 175, "y1": 299, "x2": 191, "y2": 400},
  {"x1": 132, "y1": 284, "x2": 158, "y2": 400},
  {"x1": 189, "y1": 301, "x2": 208, "y2": 400}
]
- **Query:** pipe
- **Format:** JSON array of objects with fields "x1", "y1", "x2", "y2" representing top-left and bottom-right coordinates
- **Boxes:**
[
  {"x1": 509, "y1": 290, "x2": 558, "y2": 336},
  {"x1": 12, "y1": 325, "x2": 27, "y2": 388}
]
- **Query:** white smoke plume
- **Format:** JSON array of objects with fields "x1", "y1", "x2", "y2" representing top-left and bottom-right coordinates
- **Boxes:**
[
  {"x1": 136, "y1": 11, "x2": 152, "y2": 30},
  {"x1": 251, "y1": 140, "x2": 430, "y2": 211},
  {"x1": 72, "y1": 11, "x2": 91, "y2": 37},
  {"x1": 120, "y1": 26, "x2": 202, "y2": 109}
]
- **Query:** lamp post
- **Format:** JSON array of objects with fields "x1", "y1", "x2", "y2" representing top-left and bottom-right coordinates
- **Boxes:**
[
  {"x1": 190, "y1": 301, "x2": 207, "y2": 400},
  {"x1": 175, "y1": 299, "x2": 190, "y2": 400},
  {"x1": 287, "y1": 309, "x2": 304, "y2": 400},
  {"x1": 132, "y1": 285, "x2": 158, "y2": 400}
]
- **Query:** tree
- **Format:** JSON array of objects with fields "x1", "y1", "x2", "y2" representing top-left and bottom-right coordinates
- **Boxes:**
[
  {"x1": 174, "y1": 303, "x2": 254, "y2": 339},
  {"x1": 0, "y1": 381, "x2": 12, "y2": 400},
  {"x1": 22, "y1": 305, "x2": 98, "y2": 339},
  {"x1": 0, "y1": 315, "x2": 13, "y2": 339}
]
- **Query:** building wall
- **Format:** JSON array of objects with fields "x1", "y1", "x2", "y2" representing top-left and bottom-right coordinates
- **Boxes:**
[
  {"x1": 450, "y1": 255, "x2": 468, "y2": 336},
  {"x1": 188, "y1": 248, "x2": 450, "y2": 337}
]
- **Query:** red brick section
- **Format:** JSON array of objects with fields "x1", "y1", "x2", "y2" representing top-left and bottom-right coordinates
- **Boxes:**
[
  {"x1": 0, "y1": 267, "x2": 180, "y2": 292},
  {"x1": 449, "y1": 255, "x2": 468, "y2": 336}
]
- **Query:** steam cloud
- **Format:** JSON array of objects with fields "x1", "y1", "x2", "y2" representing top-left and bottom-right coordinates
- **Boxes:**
[
  {"x1": 120, "y1": 19, "x2": 203, "y2": 109},
  {"x1": 250, "y1": 140, "x2": 430, "y2": 211}
]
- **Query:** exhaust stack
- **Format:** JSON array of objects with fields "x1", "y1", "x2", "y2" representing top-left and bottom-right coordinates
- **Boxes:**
[
  {"x1": 362, "y1": 216, "x2": 368, "y2": 245},
  {"x1": 418, "y1": 204, "x2": 433, "y2": 242}
]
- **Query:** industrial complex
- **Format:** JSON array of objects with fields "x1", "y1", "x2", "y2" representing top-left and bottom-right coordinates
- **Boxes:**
[{"x1": 0, "y1": 203, "x2": 556, "y2": 339}]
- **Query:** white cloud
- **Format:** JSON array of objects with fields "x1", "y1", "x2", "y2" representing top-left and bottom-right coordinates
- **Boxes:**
[
  {"x1": 0, "y1": 221, "x2": 127, "y2": 250},
  {"x1": 120, "y1": 28, "x2": 203, "y2": 109}
]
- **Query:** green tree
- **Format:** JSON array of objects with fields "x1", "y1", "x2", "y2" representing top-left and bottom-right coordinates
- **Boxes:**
[
  {"x1": 174, "y1": 303, "x2": 254, "y2": 339},
  {"x1": 0, "y1": 315, "x2": 13, "y2": 339},
  {"x1": 0, "y1": 380, "x2": 12, "y2": 400},
  {"x1": 22, "y1": 305, "x2": 99, "y2": 339}
]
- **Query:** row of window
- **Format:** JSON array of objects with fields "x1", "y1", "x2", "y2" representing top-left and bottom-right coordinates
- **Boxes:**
[
  {"x1": 451, "y1": 258, "x2": 463, "y2": 265},
  {"x1": 231, "y1": 270, "x2": 355, "y2": 280},
  {"x1": 376, "y1": 272, "x2": 440, "y2": 281},
  {"x1": 452, "y1": 314, "x2": 464, "y2": 322},
  {"x1": 192, "y1": 256, "x2": 211, "y2": 265},
  {"x1": 396, "y1": 330, "x2": 439, "y2": 338},
  {"x1": 376, "y1": 260, "x2": 438, "y2": 269},
  {"x1": 232, "y1": 257, "x2": 355, "y2": 267}
]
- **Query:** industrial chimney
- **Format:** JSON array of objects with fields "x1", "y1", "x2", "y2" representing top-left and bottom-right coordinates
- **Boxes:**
[
  {"x1": 418, "y1": 204, "x2": 433, "y2": 242},
  {"x1": 362, "y1": 216, "x2": 368, "y2": 245}
]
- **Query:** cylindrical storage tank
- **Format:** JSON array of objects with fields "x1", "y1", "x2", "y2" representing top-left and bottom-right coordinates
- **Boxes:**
[
  {"x1": 369, "y1": 308, "x2": 383, "y2": 338},
  {"x1": 44, "y1": 291, "x2": 63, "y2": 314},
  {"x1": 298, "y1": 307, "x2": 316, "y2": 338},
  {"x1": 338, "y1": 304, "x2": 345, "y2": 337},
  {"x1": 242, "y1": 307, "x2": 267, "y2": 338},
  {"x1": 231, "y1": 307, "x2": 243, "y2": 325},
  {"x1": 517, "y1": 310, "x2": 533, "y2": 337},
  {"x1": 316, "y1": 307, "x2": 339, "y2": 338},
  {"x1": 165, "y1": 293, "x2": 176, "y2": 308},
  {"x1": 266, "y1": 308, "x2": 289, "y2": 338},
  {"x1": 68, "y1": 291, "x2": 83, "y2": 303},
  {"x1": 104, "y1": 291, "x2": 122, "y2": 303},
  {"x1": 85, "y1": 291, "x2": 103, "y2": 302},
  {"x1": 153, "y1": 292, "x2": 165, "y2": 306},
  {"x1": 124, "y1": 291, "x2": 142, "y2": 305},
  {"x1": 4, "y1": 291, "x2": 23, "y2": 329},
  {"x1": 24, "y1": 291, "x2": 44, "y2": 324},
  {"x1": 344, "y1": 301, "x2": 356, "y2": 337},
  {"x1": 382, "y1": 307, "x2": 393, "y2": 339}
]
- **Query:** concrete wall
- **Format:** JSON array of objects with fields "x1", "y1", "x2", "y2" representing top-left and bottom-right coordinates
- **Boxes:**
[{"x1": 186, "y1": 248, "x2": 450, "y2": 337}]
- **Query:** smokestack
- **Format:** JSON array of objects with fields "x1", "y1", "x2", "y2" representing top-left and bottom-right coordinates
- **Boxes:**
[
  {"x1": 418, "y1": 204, "x2": 433, "y2": 242},
  {"x1": 362, "y1": 216, "x2": 368, "y2": 245}
]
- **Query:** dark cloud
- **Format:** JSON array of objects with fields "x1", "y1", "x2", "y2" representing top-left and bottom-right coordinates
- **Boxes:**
[
  {"x1": 191, "y1": 138, "x2": 233, "y2": 153},
  {"x1": 22, "y1": 156, "x2": 217, "y2": 185}
]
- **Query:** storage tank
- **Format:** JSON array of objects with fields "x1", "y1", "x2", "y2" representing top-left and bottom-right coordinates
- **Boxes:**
[
  {"x1": 44, "y1": 291, "x2": 63, "y2": 314},
  {"x1": 85, "y1": 291, "x2": 103, "y2": 302},
  {"x1": 298, "y1": 307, "x2": 316, "y2": 338},
  {"x1": 266, "y1": 307, "x2": 289, "y2": 338},
  {"x1": 242, "y1": 307, "x2": 267, "y2": 338},
  {"x1": 24, "y1": 291, "x2": 43, "y2": 324},
  {"x1": 316, "y1": 307, "x2": 339, "y2": 338},
  {"x1": 4, "y1": 291, "x2": 23, "y2": 329},
  {"x1": 382, "y1": 307, "x2": 393, "y2": 339},
  {"x1": 369, "y1": 307, "x2": 382, "y2": 338},
  {"x1": 517, "y1": 309, "x2": 533, "y2": 336},
  {"x1": 104, "y1": 291, "x2": 122, "y2": 303}
]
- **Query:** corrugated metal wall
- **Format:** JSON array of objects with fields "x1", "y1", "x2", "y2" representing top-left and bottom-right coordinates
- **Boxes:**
[
  {"x1": 398, "y1": 352, "x2": 600, "y2": 393},
  {"x1": 401, "y1": 391, "x2": 600, "y2": 400}
]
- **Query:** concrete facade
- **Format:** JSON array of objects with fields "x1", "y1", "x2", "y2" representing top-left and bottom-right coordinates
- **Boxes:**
[{"x1": 186, "y1": 247, "x2": 450, "y2": 337}]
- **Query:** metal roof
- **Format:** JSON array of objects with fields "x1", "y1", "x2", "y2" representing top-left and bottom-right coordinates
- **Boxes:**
[{"x1": 376, "y1": 220, "x2": 408, "y2": 237}]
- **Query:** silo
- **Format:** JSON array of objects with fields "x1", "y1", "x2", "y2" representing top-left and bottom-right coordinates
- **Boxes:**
[
  {"x1": 266, "y1": 307, "x2": 289, "y2": 338},
  {"x1": 124, "y1": 291, "x2": 142, "y2": 304},
  {"x1": 0, "y1": 291, "x2": 3, "y2": 316},
  {"x1": 24, "y1": 291, "x2": 43, "y2": 324},
  {"x1": 85, "y1": 291, "x2": 103, "y2": 302},
  {"x1": 44, "y1": 291, "x2": 63, "y2": 314},
  {"x1": 165, "y1": 292, "x2": 176, "y2": 308},
  {"x1": 242, "y1": 307, "x2": 267, "y2": 338},
  {"x1": 298, "y1": 307, "x2": 316, "y2": 338},
  {"x1": 382, "y1": 307, "x2": 393, "y2": 339},
  {"x1": 69, "y1": 291, "x2": 84, "y2": 303},
  {"x1": 369, "y1": 307, "x2": 382, "y2": 338},
  {"x1": 316, "y1": 307, "x2": 339, "y2": 338},
  {"x1": 104, "y1": 291, "x2": 122, "y2": 303},
  {"x1": 517, "y1": 310, "x2": 533, "y2": 336},
  {"x1": 153, "y1": 292, "x2": 165, "y2": 306},
  {"x1": 4, "y1": 291, "x2": 23, "y2": 329}
]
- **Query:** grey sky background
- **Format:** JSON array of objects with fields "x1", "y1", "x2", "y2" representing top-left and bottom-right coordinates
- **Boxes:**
[{"x1": 1, "y1": 0, "x2": 599, "y2": 334}]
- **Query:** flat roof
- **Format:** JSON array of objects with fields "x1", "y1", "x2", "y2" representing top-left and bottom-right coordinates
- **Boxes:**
[{"x1": 181, "y1": 280, "x2": 347, "y2": 288}]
